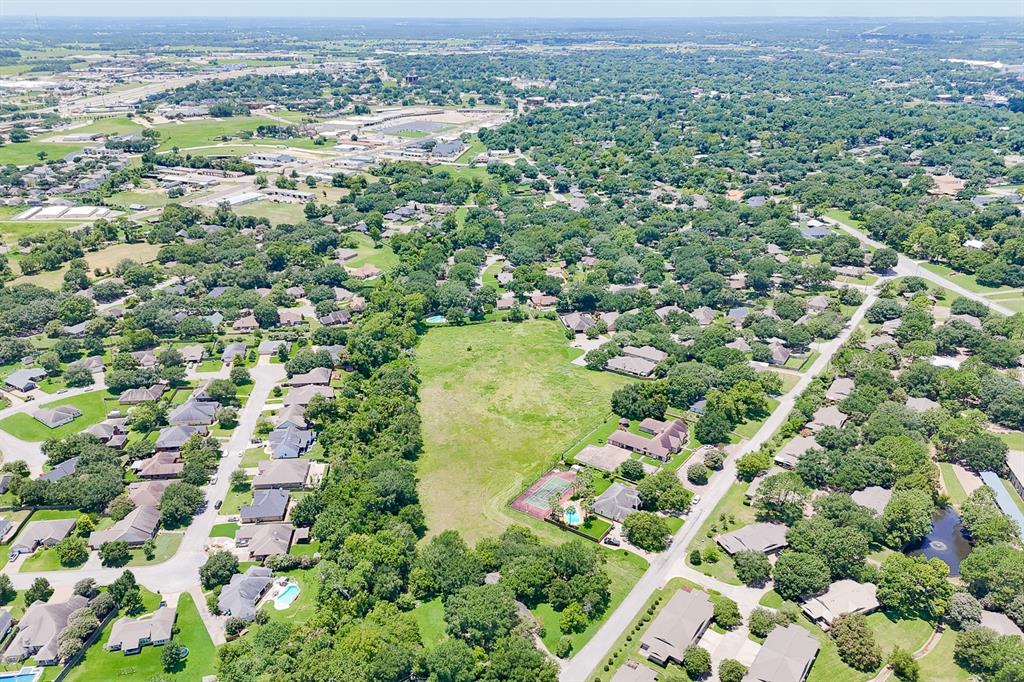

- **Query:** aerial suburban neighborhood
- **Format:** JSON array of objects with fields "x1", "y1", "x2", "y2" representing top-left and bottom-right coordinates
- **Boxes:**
[{"x1": 0, "y1": 3, "x2": 1020, "y2": 682}]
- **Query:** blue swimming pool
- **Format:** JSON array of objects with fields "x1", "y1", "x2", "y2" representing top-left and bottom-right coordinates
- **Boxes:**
[
  {"x1": 0, "y1": 668, "x2": 43, "y2": 682},
  {"x1": 564, "y1": 508, "x2": 581, "y2": 525},
  {"x1": 425, "y1": 315, "x2": 447, "y2": 324},
  {"x1": 274, "y1": 583, "x2": 301, "y2": 609}
]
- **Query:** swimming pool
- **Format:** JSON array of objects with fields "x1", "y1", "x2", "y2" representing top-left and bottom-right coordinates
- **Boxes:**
[
  {"x1": 425, "y1": 315, "x2": 447, "y2": 324},
  {"x1": 563, "y1": 508, "x2": 581, "y2": 525},
  {"x1": 0, "y1": 668, "x2": 43, "y2": 682},
  {"x1": 274, "y1": 583, "x2": 301, "y2": 610}
]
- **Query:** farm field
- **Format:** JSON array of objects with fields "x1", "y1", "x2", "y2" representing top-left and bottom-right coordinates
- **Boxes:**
[{"x1": 416, "y1": 320, "x2": 626, "y2": 543}]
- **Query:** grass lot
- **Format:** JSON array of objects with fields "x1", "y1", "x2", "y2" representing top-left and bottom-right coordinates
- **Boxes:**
[
  {"x1": 730, "y1": 398, "x2": 779, "y2": 443},
  {"x1": 414, "y1": 597, "x2": 447, "y2": 649},
  {"x1": 63, "y1": 592, "x2": 215, "y2": 682},
  {"x1": 0, "y1": 390, "x2": 113, "y2": 441},
  {"x1": 916, "y1": 630, "x2": 973, "y2": 682},
  {"x1": 0, "y1": 139, "x2": 88, "y2": 166},
  {"x1": 210, "y1": 523, "x2": 239, "y2": 538},
  {"x1": 105, "y1": 189, "x2": 174, "y2": 209},
  {"x1": 11, "y1": 242, "x2": 162, "y2": 289},
  {"x1": 434, "y1": 164, "x2": 490, "y2": 182},
  {"x1": 20, "y1": 545, "x2": 86, "y2": 572},
  {"x1": 221, "y1": 483, "x2": 251, "y2": 517},
  {"x1": 126, "y1": 532, "x2": 183, "y2": 566},
  {"x1": 1001, "y1": 480, "x2": 1024, "y2": 516},
  {"x1": 939, "y1": 463, "x2": 969, "y2": 507},
  {"x1": 997, "y1": 431, "x2": 1024, "y2": 451},
  {"x1": 240, "y1": 447, "x2": 268, "y2": 468},
  {"x1": 920, "y1": 262, "x2": 1011, "y2": 294},
  {"x1": 481, "y1": 261, "x2": 505, "y2": 290},
  {"x1": 0, "y1": 219, "x2": 86, "y2": 242},
  {"x1": 153, "y1": 117, "x2": 270, "y2": 150},
  {"x1": 233, "y1": 200, "x2": 307, "y2": 226},
  {"x1": 455, "y1": 137, "x2": 487, "y2": 163},
  {"x1": 686, "y1": 481, "x2": 755, "y2": 585},
  {"x1": 865, "y1": 611, "x2": 934, "y2": 657},
  {"x1": 344, "y1": 232, "x2": 400, "y2": 272},
  {"x1": 417, "y1": 320, "x2": 627, "y2": 543}
]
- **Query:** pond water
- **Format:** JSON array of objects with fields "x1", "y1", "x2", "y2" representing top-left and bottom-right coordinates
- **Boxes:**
[{"x1": 909, "y1": 507, "x2": 972, "y2": 576}]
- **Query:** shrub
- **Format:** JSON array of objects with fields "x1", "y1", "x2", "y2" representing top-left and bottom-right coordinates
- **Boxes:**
[
  {"x1": 682, "y1": 645, "x2": 711, "y2": 678},
  {"x1": 719, "y1": 659, "x2": 748, "y2": 682},
  {"x1": 687, "y1": 463, "x2": 710, "y2": 485},
  {"x1": 713, "y1": 597, "x2": 742, "y2": 629}
]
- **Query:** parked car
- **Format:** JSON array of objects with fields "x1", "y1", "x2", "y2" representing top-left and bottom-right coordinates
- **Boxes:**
[
  {"x1": 603, "y1": 536, "x2": 620, "y2": 546},
  {"x1": 214, "y1": 500, "x2": 222, "y2": 510}
]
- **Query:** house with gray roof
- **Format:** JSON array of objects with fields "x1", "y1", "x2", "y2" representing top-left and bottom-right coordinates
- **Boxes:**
[
  {"x1": 560, "y1": 312, "x2": 598, "y2": 334},
  {"x1": 235, "y1": 523, "x2": 295, "y2": 560},
  {"x1": 155, "y1": 425, "x2": 208, "y2": 452},
  {"x1": 283, "y1": 385, "x2": 333, "y2": 407},
  {"x1": 241, "y1": 489, "x2": 289, "y2": 523},
  {"x1": 5, "y1": 368, "x2": 46, "y2": 392},
  {"x1": 4, "y1": 594, "x2": 90, "y2": 665},
  {"x1": 222, "y1": 343, "x2": 247, "y2": 363},
  {"x1": 40, "y1": 456, "x2": 78, "y2": 482},
  {"x1": 981, "y1": 610, "x2": 1024, "y2": 638},
  {"x1": 592, "y1": 483, "x2": 642, "y2": 522},
  {"x1": 692, "y1": 306, "x2": 716, "y2": 326},
  {"x1": 743, "y1": 623, "x2": 819, "y2": 682},
  {"x1": 252, "y1": 459, "x2": 310, "y2": 490},
  {"x1": 906, "y1": 396, "x2": 941, "y2": 413},
  {"x1": 727, "y1": 306, "x2": 750, "y2": 325},
  {"x1": 134, "y1": 452, "x2": 184, "y2": 480},
  {"x1": 268, "y1": 423, "x2": 315, "y2": 459},
  {"x1": 605, "y1": 355, "x2": 657, "y2": 378},
  {"x1": 851, "y1": 486, "x2": 892, "y2": 516},
  {"x1": 623, "y1": 346, "x2": 667, "y2": 364},
  {"x1": 88, "y1": 505, "x2": 160, "y2": 549},
  {"x1": 286, "y1": 367, "x2": 332, "y2": 387},
  {"x1": 106, "y1": 605, "x2": 176, "y2": 654},
  {"x1": 716, "y1": 522, "x2": 789, "y2": 556},
  {"x1": 318, "y1": 310, "x2": 352, "y2": 326},
  {"x1": 168, "y1": 399, "x2": 217, "y2": 426},
  {"x1": 218, "y1": 566, "x2": 273, "y2": 621},
  {"x1": 801, "y1": 225, "x2": 831, "y2": 240},
  {"x1": 775, "y1": 435, "x2": 818, "y2": 469},
  {"x1": 801, "y1": 580, "x2": 879, "y2": 629},
  {"x1": 119, "y1": 384, "x2": 166, "y2": 405},
  {"x1": 807, "y1": 405, "x2": 848, "y2": 432},
  {"x1": 639, "y1": 589, "x2": 715, "y2": 666},
  {"x1": 31, "y1": 405, "x2": 81, "y2": 429},
  {"x1": 258, "y1": 340, "x2": 291, "y2": 355},
  {"x1": 825, "y1": 377, "x2": 855, "y2": 402},
  {"x1": 10, "y1": 519, "x2": 75, "y2": 557},
  {"x1": 0, "y1": 611, "x2": 12, "y2": 642}
]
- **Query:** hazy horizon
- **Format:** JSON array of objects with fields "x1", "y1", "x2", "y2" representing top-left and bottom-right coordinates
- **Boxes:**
[{"x1": 1, "y1": 0, "x2": 1021, "y2": 18}]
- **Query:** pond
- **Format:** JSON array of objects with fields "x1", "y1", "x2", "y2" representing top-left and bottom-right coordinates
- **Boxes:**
[{"x1": 910, "y1": 507, "x2": 972, "y2": 576}]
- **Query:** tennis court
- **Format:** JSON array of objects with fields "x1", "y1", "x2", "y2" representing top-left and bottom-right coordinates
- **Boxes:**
[{"x1": 511, "y1": 469, "x2": 576, "y2": 520}]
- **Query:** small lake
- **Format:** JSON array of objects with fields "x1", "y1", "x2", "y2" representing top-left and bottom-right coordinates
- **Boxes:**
[{"x1": 910, "y1": 507, "x2": 972, "y2": 576}]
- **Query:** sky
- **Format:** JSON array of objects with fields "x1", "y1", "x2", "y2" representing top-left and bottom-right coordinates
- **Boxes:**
[{"x1": 1, "y1": 0, "x2": 1021, "y2": 18}]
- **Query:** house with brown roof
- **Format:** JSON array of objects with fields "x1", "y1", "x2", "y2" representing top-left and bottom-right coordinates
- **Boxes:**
[
  {"x1": 235, "y1": 523, "x2": 295, "y2": 560},
  {"x1": 605, "y1": 355, "x2": 657, "y2": 378},
  {"x1": 252, "y1": 459, "x2": 310, "y2": 490},
  {"x1": 807, "y1": 406, "x2": 848, "y2": 432},
  {"x1": 4, "y1": 595, "x2": 90, "y2": 665},
  {"x1": 119, "y1": 384, "x2": 167, "y2": 405},
  {"x1": 608, "y1": 419, "x2": 687, "y2": 462},
  {"x1": 232, "y1": 315, "x2": 259, "y2": 333},
  {"x1": 88, "y1": 505, "x2": 160, "y2": 549},
  {"x1": 346, "y1": 264, "x2": 383, "y2": 279},
  {"x1": 285, "y1": 367, "x2": 332, "y2": 387},
  {"x1": 134, "y1": 452, "x2": 184, "y2": 480},
  {"x1": 716, "y1": 522, "x2": 789, "y2": 555},
  {"x1": 801, "y1": 580, "x2": 879, "y2": 629}
]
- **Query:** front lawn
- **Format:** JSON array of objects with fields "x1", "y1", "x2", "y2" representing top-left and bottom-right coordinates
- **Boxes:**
[
  {"x1": 63, "y1": 592, "x2": 215, "y2": 682},
  {"x1": 685, "y1": 481, "x2": 755, "y2": 586},
  {"x1": 240, "y1": 447, "x2": 268, "y2": 468},
  {"x1": 0, "y1": 390, "x2": 113, "y2": 441},
  {"x1": 126, "y1": 532, "x2": 183, "y2": 566},
  {"x1": 221, "y1": 483, "x2": 252, "y2": 517},
  {"x1": 210, "y1": 523, "x2": 239, "y2": 539},
  {"x1": 916, "y1": 630, "x2": 973, "y2": 682},
  {"x1": 413, "y1": 597, "x2": 447, "y2": 649},
  {"x1": 416, "y1": 320, "x2": 626, "y2": 543}
]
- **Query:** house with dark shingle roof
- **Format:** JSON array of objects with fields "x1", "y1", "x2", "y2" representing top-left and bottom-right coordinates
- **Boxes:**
[
  {"x1": 592, "y1": 483, "x2": 642, "y2": 522},
  {"x1": 241, "y1": 489, "x2": 289, "y2": 523},
  {"x1": 218, "y1": 567, "x2": 273, "y2": 621}
]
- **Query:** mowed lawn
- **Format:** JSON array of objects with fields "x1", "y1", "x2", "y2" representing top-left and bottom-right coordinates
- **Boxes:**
[
  {"x1": 416, "y1": 320, "x2": 626, "y2": 543},
  {"x1": 0, "y1": 390, "x2": 114, "y2": 441},
  {"x1": 63, "y1": 592, "x2": 215, "y2": 682}
]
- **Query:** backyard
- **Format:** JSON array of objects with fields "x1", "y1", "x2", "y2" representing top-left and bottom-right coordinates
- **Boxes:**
[
  {"x1": 63, "y1": 592, "x2": 215, "y2": 682},
  {"x1": 417, "y1": 320, "x2": 627, "y2": 543}
]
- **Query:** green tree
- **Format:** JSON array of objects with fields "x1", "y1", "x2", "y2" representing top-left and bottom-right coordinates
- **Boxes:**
[
  {"x1": 881, "y1": 489, "x2": 934, "y2": 549},
  {"x1": 444, "y1": 584, "x2": 518, "y2": 650},
  {"x1": 772, "y1": 552, "x2": 830, "y2": 601},
  {"x1": 25, "y1": 577, "x2": 53, "y2": 605},
  {"x1": 719, "y1": 659, "x2": 748, "y2": 682},
  {"x1": 99, "y1": 541, "x2": 131, "y2": 567},
  {"x1": 831, "y1": 613, "x2": 882, "y2": 672},
  {"x1": 55, "y1": 536, "x2": 89, "y2": 567},
  {"x1": 200, "y1": 550, "x2": 239, "y2": 590},
  {"x1": 622, "y1": 511, "x2": 671, "y2": 551},
  {"x1": 734, "y1": 550, "x2": 772, "y2": 586}
]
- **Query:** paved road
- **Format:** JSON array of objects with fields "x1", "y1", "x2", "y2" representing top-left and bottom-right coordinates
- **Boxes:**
[
  {"x1": 559, "y1": 286, "x2": 880, "y2": 682},
  {"x1": 4, "y1": 358, "x2": 285, "y2": 593},
  {"x1": 823, "y1": 216, "x2": 1014, "y2": 317}
]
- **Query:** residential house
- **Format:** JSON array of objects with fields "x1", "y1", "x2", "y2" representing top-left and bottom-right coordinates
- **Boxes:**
[
  {"x1": 31, "y1": 405, "x2": 81, "y2": 429},
  {"x1": 155, "y1": 425, "x2": 208, "y2": 452},
  {"x1": 825, "y1": 377, "x2": 855, "y2": 402},
  {"x1": 5, "y1": 368, "x2": 46, "y2": 392},
  {"x1": 268, "y1": 423, "x2": 315, "y2": 459},
  {"x1": 622, "y1": 346, "x2": 667, "y2": 364},
  {"x1": 716, "y1": 522, "x2": 789, "y2": 555},
  {"x1": 40, "y1": 456, "x2": 79, "y2": 483},
  {"x1": 85, "y1": 419, "x2": 128, "y2": 449},
  {"x1": 88, "y1": 505, "x2": 160, "y2": 549},
  {"x1": 318, "y1": 310, "x2": 351, "y2": 326},
  {"x1": 178, "y1": 345, "x2": 206, "y2": 364},
  {"x1": 592, "y1": 483, "x2": 642, "y2": 522},
  {"x1": 134, "y1": 452, "x2": 184, "y2": 480},
  {"x1": 528, "y1": 292, "x2": 558, "y2": 309},
  {"x1": 743, "y1": 624, "x2": 820, "y2": 682},
  {"x1": 767, "y1": 341, "x2": 792, "y2": 366},
  {"x1": 9, "y1": 519, "x2": 75, "y2": 556},
  {"x1": 806, "y1": 295, "x2": 830, "y2": 313},
  {"x1": 252, "y1": 459, "x2": 310, "y2": 490},
  {"x1": 106, "y1": 605, "x2": 176, "y2": 654},
  {"x1": 131, "y1": 351, "x2": 158, "y2": 368},
  {"x1": 906, "y1": 396, "x2": 941, "y2": 413},
  {"x1": 851, "y1": 487, "x2": 893, "y2": 516},
  {"x1": 608, "y1": 419, "x2": 688, "y2": 462},
  {"x1": 727, "y1": 306, "x2": 750, "y2": 326},
  {"x1": 283, "y1": 385, "x2": 333, "y2": 407},
  {"x1": 119, "y1": 384, "x2": 166, "y2": 405},
  {"x1": 801, "y1": 580, "x2": 879, "y2": 629},
  {"x1": 4, "y1": 595, "x2": 91, "y2": 665},
  {"x1": 560, "y1": 312, "x2": 597, "y2": 334},
  {"x1": 605, "y1": 355, "x2": 657, "y2": 378},
  {"x1": 241, "y1": 489, "x2": 290, "y2": 523},
  {"x1": 168, "y1": 399, "x2": 217, "y2": 426},
  {"x1": 235, "y1": 523, "x2": 295, "y2": 560},
  {"x1": 807, "y1": 406, "x2": 848, "y2": 432},
  {"x1": 233, "y1": 315, "x2": 259, "y2": 333},
  {"x1": 639, "y1": 590, "x2": 715, "y2": 667},
  {"x1": 286, "y1": 367, "x2": 332, "y2": 387},
  {"x1": 278, "y1": 310, "x2": 303, "y2": 327},
  {"x1": 222, "y1": 343, "x2": 247, "y2": 363},
  {"x1": 127, "y1": 480, "x2": 175, "y2": 508},
  {"x1": 218, "y1": 567, "x2": 273, "y2": 621},
  {"x1": 258, "y1": 340, "x2": 291, "y2": 356},
  {"x1": 346, "y1": 264, "x2": 383, "y2": 279},
  {"x1": 775, "y1": 435, "x2": 818, "y2": 468},
  {"x1": 692, "y1": 306, "x2": 716, "y2": 326}
]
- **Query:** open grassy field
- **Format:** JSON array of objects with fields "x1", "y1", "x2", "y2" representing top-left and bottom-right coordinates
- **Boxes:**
[
  {"x1": 916, "y1": 630, "x2": 973, "y2": 682},
  {"x1": 232, "y1": 200, "x2": 307, "y2": 225},
  {"x1": 344, "y1": 232, "x2": 400, "y2": 272},
  {"x1": 455, "y1": 136, "x2": 487, "y2": 163},
  {"x1": 920, "y1": 262, "x2": 1011, "y2": 295},
  {"x1": 0, "y1": 390, "x2": 114, "y2": 441},
  {"x1": 10, "y1": 242, "x2": 161, "y2": 288},
  {"x1": 0, "y1": 140, "x2": 87, "y2": 166},
  {"x1": 63, "y1": 592, "x2": 215, "y2": 682},
  {"x1": 0, "y1": 220, "x2": 85, "y2": 242},
  {"x1": 417, "y1": 320, "x2": 627, "y2": 543}
]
